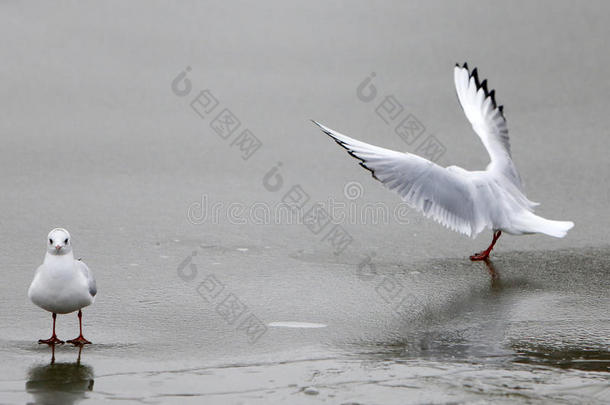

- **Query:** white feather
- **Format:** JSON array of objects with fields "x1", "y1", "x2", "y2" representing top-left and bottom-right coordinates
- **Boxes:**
[
  {"x1": 313, "y1": 63, "x2": 574, "y2": 238},
  {"x1": 29, "y1": 230, "x2": 96, "y2": 314}
]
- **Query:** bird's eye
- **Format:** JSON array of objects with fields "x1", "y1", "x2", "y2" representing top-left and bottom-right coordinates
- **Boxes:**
[
  {"x1": 64, "y1": 238, "x2": 69, "y2": 244},
  {"x1": 49, "y1": 238, "x2": 53, "y2": 245}
]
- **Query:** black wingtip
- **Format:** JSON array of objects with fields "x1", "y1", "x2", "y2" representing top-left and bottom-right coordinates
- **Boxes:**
[
  {"x1": 316, "y1": 124, "x2": 382, "y2": 183},
  {"x1": 481, "y1": 79, "x2": 488, "y2": 95},
  {"x1": 357, "y1": 161, "x2": 379, "y2": 181},
  {"x1": 312, "y1": 120, "x2": 330, "y2": 133},
  {"x1": 470, "y1": 68, "x2": 480, "y2": 87},
  {"x1": 459, "y1": 64, "x2": 504, "y2": 116}
]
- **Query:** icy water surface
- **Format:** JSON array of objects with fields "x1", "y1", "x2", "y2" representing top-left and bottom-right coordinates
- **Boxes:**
[
  {"x1": 1, "y1": 247, "x2": 608, "y2": 404},
  {"x1": 1, "y1": 1, "x2": 609, "y2": 404}
]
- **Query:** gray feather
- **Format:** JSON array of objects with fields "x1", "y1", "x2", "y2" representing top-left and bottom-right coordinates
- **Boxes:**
[{"x1": 78, "y1": 261, "x2": 97, "y2": 297}]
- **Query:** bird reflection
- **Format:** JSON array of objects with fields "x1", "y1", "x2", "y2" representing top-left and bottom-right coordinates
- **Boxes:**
[
  {"x1": 482, "y1": 258, "x2": 500, "y2": 287},
  {"x1": 26, "y1": 344, "x2": 94, "y2": 405}
]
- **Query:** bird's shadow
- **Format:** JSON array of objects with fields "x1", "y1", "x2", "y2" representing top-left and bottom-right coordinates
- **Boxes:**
[{"x1": 26, "y1": 344, "x2": 94, "y2": 405}]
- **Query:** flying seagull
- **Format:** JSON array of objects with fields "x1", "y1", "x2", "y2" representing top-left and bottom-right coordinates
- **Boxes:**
[
  {"x1": 28, "y1": 228, "x2": 97, "y2": 344},
  {"x1": 313, "y1": 63, "x2": 574, "y2": 260}
]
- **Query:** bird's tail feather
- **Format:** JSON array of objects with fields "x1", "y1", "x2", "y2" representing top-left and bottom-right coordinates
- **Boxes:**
[{"x1": 514, "y1": 212, "x2": 574, "y2": 238}]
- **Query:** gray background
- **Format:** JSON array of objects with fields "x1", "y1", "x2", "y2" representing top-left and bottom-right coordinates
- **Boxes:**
[{"x1": 0, "y1": 1, "x2": 608, "y2": 404}]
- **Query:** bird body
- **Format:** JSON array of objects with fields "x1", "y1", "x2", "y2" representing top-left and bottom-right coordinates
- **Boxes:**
[
  {"x1": 314, "y1": 63, "x2": 574, "y2": 259},
  {"x1": 29, "y1": 228, "x2": 96, "y2": 344},
  {"x1": 29, "y1": 254, "x2": 95, "y2": 314}
]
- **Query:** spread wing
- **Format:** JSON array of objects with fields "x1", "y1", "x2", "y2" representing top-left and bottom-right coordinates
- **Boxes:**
[
  {"x1": 454, "y1": 63, "x2": 523, "y2": 189},
  {"x1": 77, "y1": 260, "x2": 97, "y2": 297},
  {"x1": 313, "y1": 121, "x2": 487, "y2": 237}
]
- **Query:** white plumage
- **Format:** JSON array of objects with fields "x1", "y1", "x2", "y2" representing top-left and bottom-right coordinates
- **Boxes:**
[
  {"x1": 29, "y1": 257, "x2": 96, "y2": 314},
  {"x1": 313, "y1": 63, "x2": 573, "y2": 257},
  {"x1": 29, "y1": 229, "x2": 96, "y2": 314},
  {"x1": 28, "y1": 228, "x2": 96, "y2": 344}
]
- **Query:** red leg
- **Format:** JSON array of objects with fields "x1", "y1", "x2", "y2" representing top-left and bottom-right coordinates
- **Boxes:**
[
  {"x1": 470, "y1": 230, "x2": 502, "y2": 261},
  {"x1": 67, "y1": 310, "x2": 91, "y2": 345},
  {"x1": 38, "y1": 313, "x2": 64, "y2": 345}
]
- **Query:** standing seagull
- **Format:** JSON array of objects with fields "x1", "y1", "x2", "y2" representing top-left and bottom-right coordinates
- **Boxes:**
[
  {"x1": 28, "y1": 228, "x2": 97, "y2": 344},
  {"x1": 313, "y1": 63, "x2": 574, "y2": 260}
]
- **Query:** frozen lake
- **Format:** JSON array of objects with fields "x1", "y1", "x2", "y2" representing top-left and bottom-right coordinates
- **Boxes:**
[{"x1": 0, "y1": 1, "x2": 608, "y2": 403}]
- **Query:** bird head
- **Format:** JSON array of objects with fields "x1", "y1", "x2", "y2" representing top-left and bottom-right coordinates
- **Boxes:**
[{"x1": 47, "y1": 228, "x2": 72, "y2": 256}]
